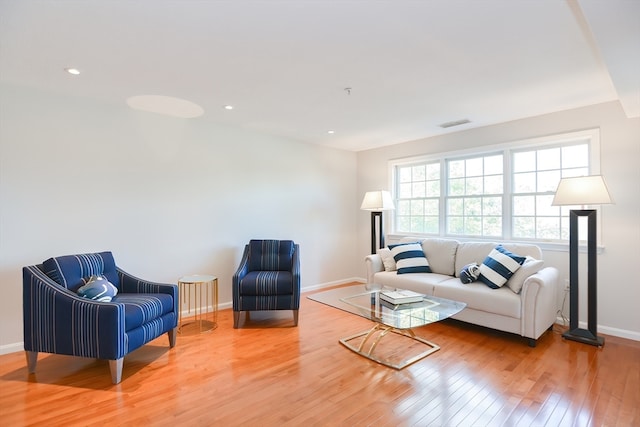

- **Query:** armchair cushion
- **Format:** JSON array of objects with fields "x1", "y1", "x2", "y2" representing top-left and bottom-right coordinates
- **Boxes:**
[
  {"x1": 248, "y1": 240, "x2": 294, "y2": 271},
  {"x1": 43, "y1": 251, "x2": 120, "y2": 292},
  {"x1": 237, "y1": 271, "x2": 294, "y2": 296},
  {"x1": 113, "y1": 293, "x2": 176, "y2": 331}
]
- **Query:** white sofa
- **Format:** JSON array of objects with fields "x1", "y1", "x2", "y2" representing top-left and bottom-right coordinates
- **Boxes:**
[{"x1": 365, "y1": 237, "x2": 559, "y2": 346}]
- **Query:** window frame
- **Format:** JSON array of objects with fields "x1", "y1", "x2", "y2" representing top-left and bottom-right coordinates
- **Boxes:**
[
  {"x1": 387, "y1": 129, "x2": 602, "y2": 246},
  {"x1": 444, "y1": 151, "x2": 505, "y2": 238}
]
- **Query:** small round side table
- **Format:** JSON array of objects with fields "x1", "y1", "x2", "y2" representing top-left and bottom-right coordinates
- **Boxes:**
[{"x1": 178, "y1": 274, "x2": 218, "y2": 334}]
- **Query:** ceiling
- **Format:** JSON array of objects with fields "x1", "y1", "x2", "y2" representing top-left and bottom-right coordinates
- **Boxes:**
[{"x1": 1, "y1": 0, "x2": 638, "y2": 152}]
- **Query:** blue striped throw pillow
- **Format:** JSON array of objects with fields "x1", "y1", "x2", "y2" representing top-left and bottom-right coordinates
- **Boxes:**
[
  {"x1": 460, "y1": 262, "x2": 480, "y2": 284},
  {"x1": 390, "y1": 242, "x2": 431, "y2": 274},
  {"x1": 478, "y1": 245, "x2": 526, "y2": 289},
  {"x1": 77, "y1": 275, "x2": 118, "y2": 302}
]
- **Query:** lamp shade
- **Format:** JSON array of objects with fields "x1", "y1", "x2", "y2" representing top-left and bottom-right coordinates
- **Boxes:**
[
  {"x1": 360, "y1": 190, "x2": 395, "y2": 211},
  {"x1": 551, "y1": 175, "x2": 613, "y2": 206}
]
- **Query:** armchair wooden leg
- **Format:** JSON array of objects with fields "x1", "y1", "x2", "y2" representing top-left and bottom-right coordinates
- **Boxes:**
[
  {"x1": 168, "y1": 327, "x2": 177, "y2": 348},
  {"x1": 293, "y1": 310, "x2": 299, "y2": 326},
  {"x1": 233, "y1": 311, "x2": 240, "y2": 329},
  {"x1": 109, "y1": 358, "x2": 124, "y2": 384},
  {"x1": 25, "y1": 351, "x2": 38, "y2": 374}
]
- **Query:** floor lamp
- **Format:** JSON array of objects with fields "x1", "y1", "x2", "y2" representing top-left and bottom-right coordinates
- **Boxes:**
[
  {"x1": 552, "y1": 175, "x2": 613, "y2": 347},
  {"x1": 361, "y1": 190, "x2": 395, "y2": 254}
]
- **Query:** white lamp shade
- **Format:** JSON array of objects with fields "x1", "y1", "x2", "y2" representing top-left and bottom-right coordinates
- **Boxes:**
[
  {"x1": 360, "y1": 190, "x2": 395, "y2": 211},
  {"x1": 551, "y1": 175, "x2": 613, "y2": 206}
]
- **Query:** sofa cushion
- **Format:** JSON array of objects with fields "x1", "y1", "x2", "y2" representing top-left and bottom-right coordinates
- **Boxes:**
[
  {"x1": 238, "y1": 271, "x2": 294, "y2": 295},
  {"x1": 433, "y1": 278, "x2": 521, "y2": 318},
  {"x1": 112, "y1": 293, "x2": 175, "y2": 331},
  {"x1": 506, "y1": 256, "x2": 544, "y2": 294},
  {"x1": 454, "y1": 242, "x2": 498, "y2": 277},
  {"x1": 372, "y1": 271, "x2": 451, "y2": 294},
  {"x1": 422, "y1": 238, "x2": 459, "y2": 276},
  {"x1": 390, "y1": 242, "x2": 431, "y2": 274},
  {"x1": 478, "y1": 245, "x2": 526, "y2": 289},
  {"x1": 77, "y1": 275, "x2": 118, "y2": 302},
  {"x1": 42, "y1": 252, "x2": 120, "y2": 293}
]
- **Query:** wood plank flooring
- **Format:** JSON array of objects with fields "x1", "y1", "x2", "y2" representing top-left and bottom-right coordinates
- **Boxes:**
[{"x1": 1, "y1": 284, "x2": 638, "y2": 426}]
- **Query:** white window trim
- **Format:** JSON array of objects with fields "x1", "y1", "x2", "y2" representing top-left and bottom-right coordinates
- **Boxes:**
[{"x1": 387, "y1": 128, "x2": 602, "y2": 250}]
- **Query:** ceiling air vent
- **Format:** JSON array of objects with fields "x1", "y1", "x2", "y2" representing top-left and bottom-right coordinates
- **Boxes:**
[{"x1": 439, "y1": 119, "x2": 471, "y2": 129}]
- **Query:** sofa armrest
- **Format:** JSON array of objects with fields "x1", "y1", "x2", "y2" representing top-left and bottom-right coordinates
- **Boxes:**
[
  {"x1": 520, "y1": 266, "x2": 559, "y2": 340},
  {"x1": 23, "y1": 266, "x2": 127, "y2": 360},
  {"x1": 365, "y1": 254, "x2": 384, "y2": 284}
]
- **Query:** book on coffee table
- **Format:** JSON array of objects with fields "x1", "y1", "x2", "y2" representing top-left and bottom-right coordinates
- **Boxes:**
[{"x1": 379, "y1": 289, "x2": 424, "y2": 305}]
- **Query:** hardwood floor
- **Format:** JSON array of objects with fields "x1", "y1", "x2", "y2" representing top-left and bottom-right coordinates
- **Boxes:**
[{"x1": 1, "y1": 284, "x2": 638, "y2": 426}]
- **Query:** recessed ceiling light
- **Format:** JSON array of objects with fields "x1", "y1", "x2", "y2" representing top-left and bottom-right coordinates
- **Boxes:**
[
  {"x1": 65, "y1": 68, "x2": 80, "y2": 75},
  {"x1": 224, "y1": 105, "x2": 234, "y2": 110},
  {"x1": 327, "y1": 130, "x2": 335, "y2": 134}
]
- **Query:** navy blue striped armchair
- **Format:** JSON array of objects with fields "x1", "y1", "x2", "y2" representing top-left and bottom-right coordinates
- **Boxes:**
[
  {"x1": 232, "y1": 240, "x2": 300, "y2": 328},
  {"x1": 23, "y1": 251, "x2": 178, "y2": 384}
]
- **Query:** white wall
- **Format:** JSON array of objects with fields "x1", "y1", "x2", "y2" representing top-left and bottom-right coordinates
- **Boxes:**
[
  {"x1": 0, "y1": 85, "x2": 359, "y2": 352},
  {"x1": 357, "y1": 101, "x2": 640, "y2": 340}
]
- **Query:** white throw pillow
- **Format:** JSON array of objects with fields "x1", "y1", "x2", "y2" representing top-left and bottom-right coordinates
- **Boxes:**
[
  {"x1": 506, "y1": 256, "x2": 544, "y2": 294},
  {"x1": 377, "y1": 247, "x2": 397, "y2": 272}
]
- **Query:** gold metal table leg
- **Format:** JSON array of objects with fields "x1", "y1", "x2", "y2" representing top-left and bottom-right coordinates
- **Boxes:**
[
  {"x1": 339, "y1": 323, "x2": 440, "y2": 369},
  {"x1": 178, "y1": 276, "x2": 218, "y2": 334}
]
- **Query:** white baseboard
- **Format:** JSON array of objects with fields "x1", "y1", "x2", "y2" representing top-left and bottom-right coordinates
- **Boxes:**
[
  {"x1": 555, "y1": 316, "x2": 640, "y2": 342},
  {"x1": 0, "y1": 342, "x2": 23, "y2": 356},
  {"x1": 302, "y1": 277, "x2": 365, "y2": 293}
]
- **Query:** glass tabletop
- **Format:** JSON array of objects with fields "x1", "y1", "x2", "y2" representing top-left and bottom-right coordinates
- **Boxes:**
[
  {"x1": 339, "y1": 289, "x2": 466, "y2": 330},
  {"x1": 179, "y1": 274, "x2": 217, "y2": 283}
]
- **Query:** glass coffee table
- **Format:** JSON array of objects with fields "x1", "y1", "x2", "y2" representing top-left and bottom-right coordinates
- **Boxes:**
[{"x1": 309, "y1": 286, "x2": 466, "y2": 369}]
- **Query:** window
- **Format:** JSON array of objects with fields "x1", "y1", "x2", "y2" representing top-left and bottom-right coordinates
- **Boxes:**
[
  {"x1": 395, "y1": 162, "x2": 440, "y2": 234},
  {"x1": 390, "y1": 130, "x2": 598, "y2": 242},
  {"x1": 446, "y1": 154, "x2": 503, "y2": 237},
  {"x1": 512, "y1": 143, "x2": 589, "y2": 240}
]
